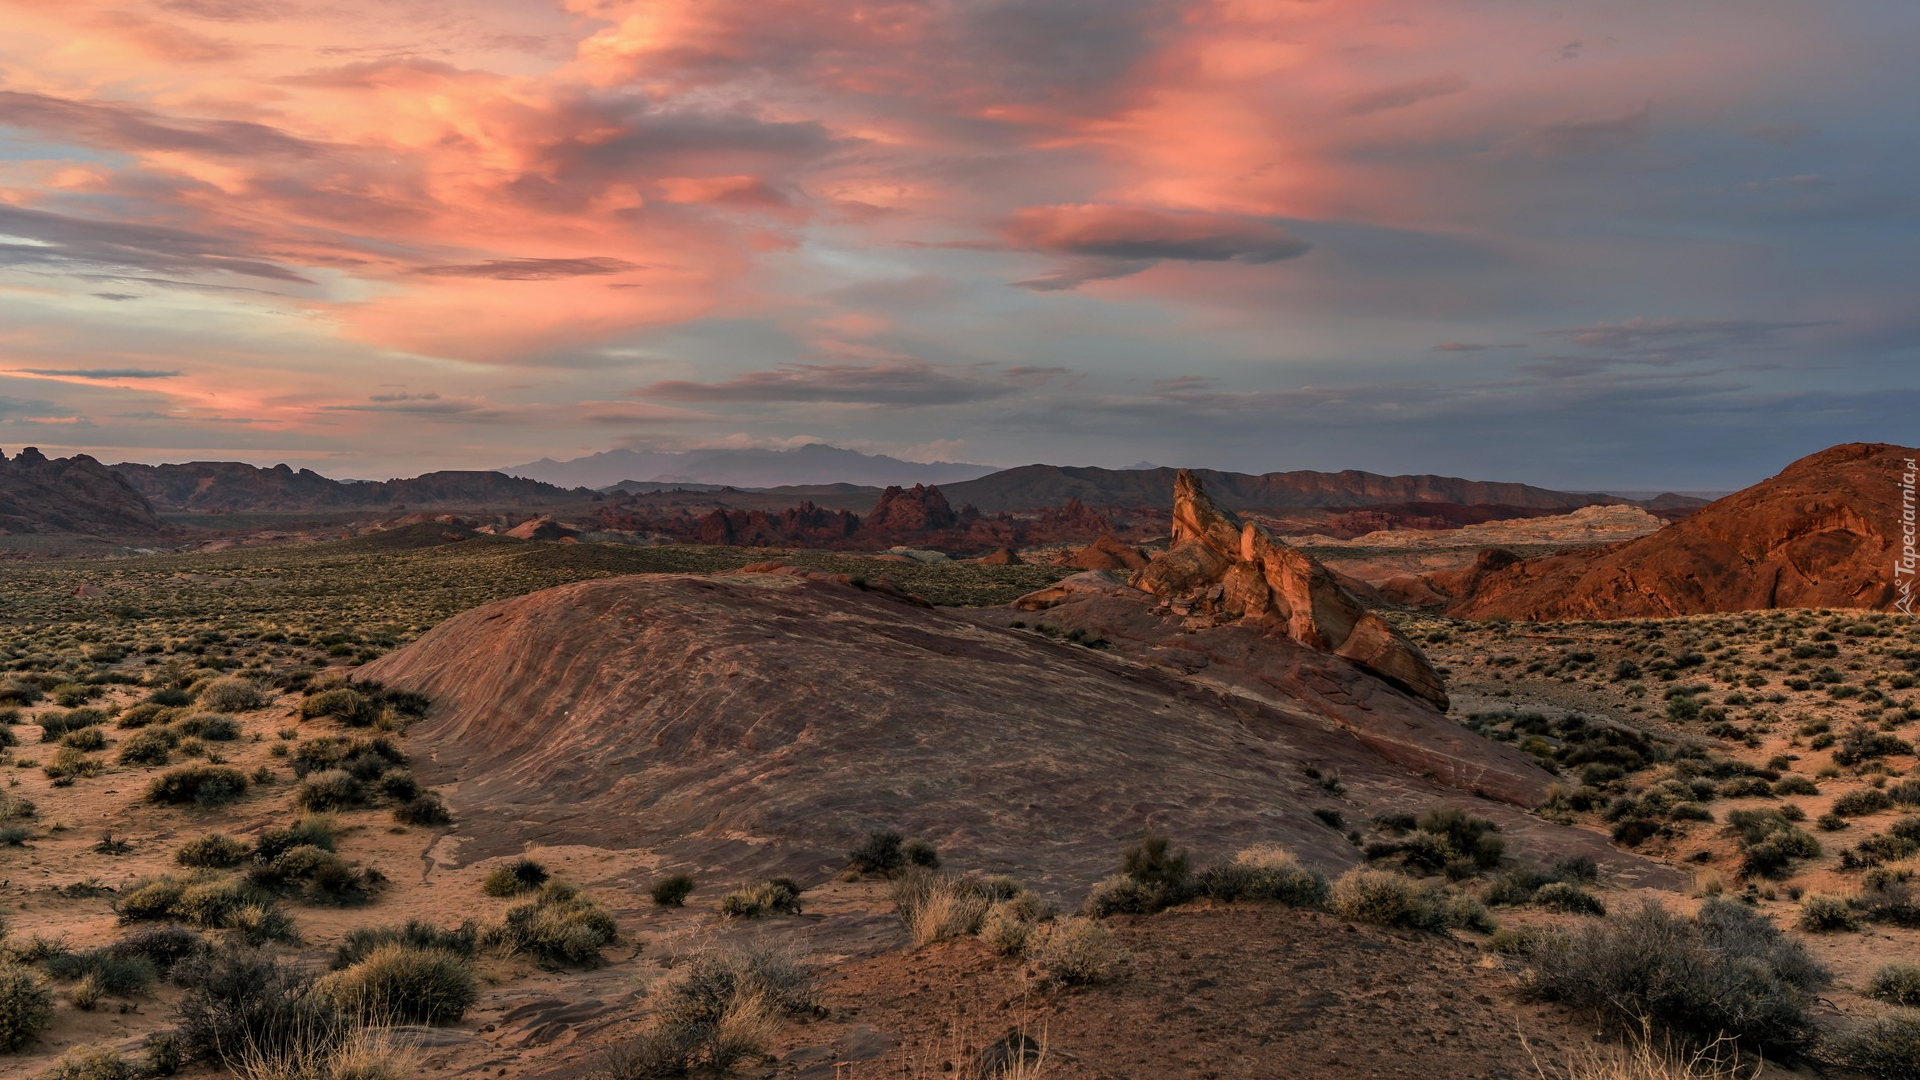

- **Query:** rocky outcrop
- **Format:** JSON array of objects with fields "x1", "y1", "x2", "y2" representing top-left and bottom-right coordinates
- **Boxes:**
[
  {"x1": 359, "y1": 569, "x2": 1587, "y2": 888},
  {"x1": 0, "y1": 447, "x2": 160, "y2": 535},
  {"x1": 1059, "y1": 535, "x2": 1150, "y2": 572},
  {"x1": 1436, "y1": 442, "x2": 1916, "y2": 619},
  {"x1": 504, "y1": 516, "x2": 579, "y2": 541},
  {"x1": 1130, "y1": 471, "x2": 1448, "y2": 708},
  {"x1": 858, "y1": 483, "x2": 961, "y2": 536}
]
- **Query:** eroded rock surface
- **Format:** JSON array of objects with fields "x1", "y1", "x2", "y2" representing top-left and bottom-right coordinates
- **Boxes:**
[{"x1": 1133, "y1": 470, "x2": 1448, "y2": 708}]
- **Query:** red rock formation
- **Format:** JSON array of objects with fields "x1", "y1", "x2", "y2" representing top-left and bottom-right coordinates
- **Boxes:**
[
  {"x1": 1436, "y1": 442, "x2": 1916, "y2": 619},
  {"x1": 1059, "y1": 535, "x2": 1150, "y2": 571},
  {"x1": 505, "y1": 516, "x2": 579, "y2": 541},
  {"x1": 858, "y1": 483, "x2": 961, "y2": 537},
  {"x1": 975, "y1": 547, "x2": 1023, "y2": 565},
  {"x1": 1132, "y1": 470, "x2": 1448, "y2": 708}
]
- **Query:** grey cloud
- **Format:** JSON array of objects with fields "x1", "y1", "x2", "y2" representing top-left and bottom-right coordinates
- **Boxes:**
[
  {"x1": 1000, "y1": 204, "x2": 1311, "y2": 291},
  {"x1": 0, "y1": 90, "x2": 319, "y2": 158},
  {"x1": 1431, "y1": 342, "x2": 1521, "y2": 353},
  {"x1": 12, "y1": 368, "x2": 182, "y2": 379},
  {"x1": 1740, "y1": 175, "x2": 1833, "y2": 194},
  {"x1": 1534, "y1": 318, "x2": 1833, "y2": 364},
  {"x1": 91, "y1": 293, "x2": 141, "y2": 302},
  {"x1": 0, "y1": 396, "x2": 57, "y2": 419},
  {"x1": 1342, "y1": 75, "x2": 1470, "y2": 117},
  {"x1": 0, "y1": 205, "x2": 312, "y2": 284},
  {"x1": 157, "y1": 0, "x2": 290, "y2": 21},
  {"x1": 1527, "y1": 104, "x2": 1651, "y2": 155},
  {"x1": 411, "y1": 257, "x2": 641, "y2": 280}
]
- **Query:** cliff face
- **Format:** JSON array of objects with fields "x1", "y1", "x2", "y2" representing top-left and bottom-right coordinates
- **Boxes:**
[
  {"x1": 1437, "y1": 442, "x2": 1916, "y2": 620},
  {"x1": 0, "y1": 447, "x2": 160, "y2": 535}
]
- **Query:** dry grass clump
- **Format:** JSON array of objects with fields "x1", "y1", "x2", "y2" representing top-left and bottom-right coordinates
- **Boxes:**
[
  {"x1": 40, "y1": 1045, "x2": 137, "y2": 1080},
  {"x1": 891, "y1": 869, "x2": 1038, "y2": 947},
  {"x1": 1025, "y1": 917, "x2": 1128, "y2": 986},
  {"x1": 1525, "y1": 1032, "x2": 1757, "y2": 1079},
  {"x1": 846, "y1": 829, "x2": 940, "y2": 875},
  {"x1": 177, "y1": 833, "x2": 250, "y2": 868},
  {"x1": 650, "y1": 873, "x2": 695, "y2": 907},
  {"x1": 1196, "y1": 844, "x2": 1331, "y2": 907},
  {"x1": 1516, "y1": 897, "x2": 1826, "y2": 1056},
  {"x1": 1329, "y1": 868, "x2": 1489, "y2": 932},
  {"x1": 601, "y1": 943, "x2": 817, "y2": 1080},
  {"x1": 315, "y1": 943, "x2": 478, "y2": 1025},
  {"x1": 114, "y1": 872, "x2": 301, "y2": 943},
  {"x1": 199, "y1": 676, "x2": 270, "y2": 712},
  {"x1": 118, "y1": 726, "x2": 178, "y2": 766},
  {"x1": 1828, "y1": 1010, "x2": 1920, "y2": 1078},
  {"x1": 1797, "y1": 893, "x2": 1860, "y2": 932},
  {"x1": 43, "y1": 746, "x2": 105, "y2": 783},
  {"x1": 174, "y1": 942, "x2": 342, "y2": 1070},
  {"x1": 144, "y1": 764, "x2": 249, "y2": 807},
  {"x1": 485, "y1": 881, "x2": 619, "y2": 965},
  {"x1": 331, "y1": 920, "x2": 476, "y2": 970},
  {"x1": 0, "y1": 959, "x2": 55, "y2": 1051},
  {"x1": 1868, "y1": 963, "x2": 1920, "y2": 1008},
  {"x1": 481, "y1": 856, "x2": 550, "y2": 897},
  {"x1": 719, "y1": 879, "x2": 804, "y2": 919}
]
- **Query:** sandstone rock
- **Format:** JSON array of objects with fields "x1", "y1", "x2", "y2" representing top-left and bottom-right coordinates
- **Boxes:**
[
  {"x1": 505, "y1": 516, "x2": 578, "y2": 541},
  {"x1": 359, "y1": 571, "x2": 1596, "y2": 889},
  {"x1": 1133, "y1": 471, "x2": 1448, "y2": 708},
  {"x1": 1437, "y1": 442, "x2": 1917, "y2": 619},
  {"x1": 1059, "y1": 534, "x2": 1150, "y2": 572},
  {"x1": 975, "y1": 547, "x2": 1023, "y2": 565}
]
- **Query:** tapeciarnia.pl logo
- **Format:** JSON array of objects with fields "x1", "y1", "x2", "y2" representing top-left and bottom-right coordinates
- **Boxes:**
[{"x1": 1898, "y1": 456, "x2": 1917, "y2": 616}]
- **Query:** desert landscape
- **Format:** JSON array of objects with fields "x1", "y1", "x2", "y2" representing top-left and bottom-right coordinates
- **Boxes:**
[
  {"x1": 3, "y1": 2, "x2": 1915, "y2": 1077},
  {"x1": 0, "y1": 441, "x2": 1914, "y2": 1080}
]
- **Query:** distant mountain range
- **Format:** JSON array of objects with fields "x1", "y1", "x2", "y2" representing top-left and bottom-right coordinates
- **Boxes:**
[
  {"x1": 934, "y1": 464, "x2": 1701, "y2": 515},
  {"x1": 110, "y1": 460, "x2": 586, "y2": 513},
  {"x1": 1, "y1": 447, "x2": 159, "y2": 535},
  {"x1": 499, "y1": 444, "x2": 997, "y2": 490}
]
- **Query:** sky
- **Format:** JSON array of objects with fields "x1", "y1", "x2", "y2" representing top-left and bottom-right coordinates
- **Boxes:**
[{"x1": 0, "y1": 0, "x2": 1916, "y2": 489}]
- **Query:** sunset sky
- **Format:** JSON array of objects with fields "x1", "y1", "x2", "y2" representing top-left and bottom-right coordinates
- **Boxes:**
[{"x1": 1, "y1": 0, "x2": 1915, "y2": 488}]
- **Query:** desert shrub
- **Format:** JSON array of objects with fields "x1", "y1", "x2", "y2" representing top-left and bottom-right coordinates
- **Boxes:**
[
  {"x1": 117, "y1": 727, "x2": 177, "y2": 766},
  {"x1": 41, "y1": 1045, "x2": 136, "y2": 1080},
  {"x1": 481, "y1": 857, "x2": 550, "y2": 897},
  {"x1": 59, "y1": 725, "x2": 106, "y2": 751},
  {"x1": 316, "y1": 943, "x2": 477, "y2": 1025},
  {"x1": 0, "y1": 679, "x2": 42, "y2": 706},
  {"x1": 332, "y1": 920, "x2": 476, "y2": 969},
  {"x1": 1533, "y1": 881, "x2": 1607, "y2": 916},
  {"x1": 1121, "y1": 833, "x2": 1192, "y2": 888},
  {"x1": 299, "y1": 687, "x2": 378, "y2": 725},
  {"x1": 719, "y1": 878, "x2": 803, "y2": 919},
  {"x1": 1836, "y1": 788, "x2": 1898, "y2": 817},
  {"x1": 979, "y1": 898, "x2": 1046, "y2": 956},
  {"x1": 0, "y1": 960, "x2": 55, "y2": 1051},
  {"x1": 293, "y1": 768, "x2": 365, "y2": 811},
  {"x1": 247, "y1": 844, "x2": 385, "y2": 906},
  {"x1": 650, "y1": 874, "x2": 695, "y2": 907},
  {"x1": 846, "y1": 830, "x2": 906, "y2": 874},
  {"x1": 198, "y1": 677, "x2": 269, "y2": 713},
  {"x1": 115, "y1": 872, "x2": 299, "y2": 941},
  {"x1": 487, "y1": 882, "x2": 619, "y2": 964},
  {"x1": 1798, "y1": 894, "x2": 1861, "y2": 932},
  {"x1": 252, "y1": 816, "x2": 336, "y2": 861},
  {"x1": 1856, "y1": 876, "x2": 1920, "y2": 927},
  {"x1": 902, "y1": 838, "x2": 940, "y2": 869},
  {"x1": 289, "y1": 734, "x2": 406, "y2": 780},
  {"x1": 114, "y1": 702, "x2": 174, "y2": 729},
  {"x1": 393, "y1": 792, "x2": 451, "y2": 826},
  {"x1": 1868, "y1": 964, "x2": 1920, "y2": 1008},
  {"x1": 176, "y1": 833, "x2": 249, "y2": 868},
  {"x1": 1830, "y1": 1011, "x2": 1920, "y2": 1079},
  {"x1": 1774, "y1": 775, "x2": 1821, "y2": 796},
  {"x1": 1834, "y1": 724, "x2": 1915, "y2": 766},
  {"x1": 37, "y1": 707, "x2": 106, "y2": 741},
  {"x1": 44, "y1": 746, "x2": 104, "y2": 781},
  {"x1": 1026, "y1": 917, "x2": 1127, "y2": 985},
  {"x1": 892, "y1": 869, "x2": 993, "y2": 946},
  {"x1": 173, "y1": 943, "x2": 343, "y2": 1069},
  {"x1": 107, "y1": 924, "x2": 206, "y2": 976},
  {"x1": 43, "y1": 948, "x2": 158, "y2": 997},
  {"x1": 1329, "y1": 869, "x2": 1455, "y2": 931},
  {"x1": 1717, "y1": 776, "x2": 1774, "y2": 799},
  {"x1": 375, "y1": 768, "x2": 420, "y2": 802},
  {"x1": 144, "y1": 764, "x2": 249, "y2": 807},
  {"x1": 0, "y1": 792, "x2": 33, "y2": 821},
  {"x1": 607, "y1": 943, "x2": 816, "y2": 1078},
  {"x1": 1727, "y1": 810, "x2": 1821, "y2": 878},
  {"x1": 1891, "y1": 780, "x2": 1920, "y2": 806},
  {"x1": 1195, "y1": 845, "x2": 1330, "y2": 907},
  {"x1": 1517, "y1": 897, "x2": 1827, "y2": 1055},
  {"x1": 175, "y1": 713, "x2": 240, "y2": 741}
]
